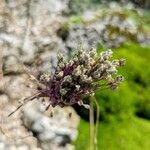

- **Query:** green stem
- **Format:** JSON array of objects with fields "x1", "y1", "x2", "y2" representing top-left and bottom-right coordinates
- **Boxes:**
[
  {"x1": 89, "y1": 97, "x2": 94, "y2": 150},
  {"x1": 93, "y1": 96, "x2": 100, "y2": 150}
]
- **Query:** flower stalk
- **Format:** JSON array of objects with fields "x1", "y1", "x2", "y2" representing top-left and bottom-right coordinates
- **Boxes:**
[{"x1": 89, "y1": 97, "x2": 94, "y2": 150}]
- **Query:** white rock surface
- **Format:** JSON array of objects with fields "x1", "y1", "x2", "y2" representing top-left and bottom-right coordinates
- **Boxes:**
[{"x1": 0, "y1": 1, "x2": 79, "y2": 150}]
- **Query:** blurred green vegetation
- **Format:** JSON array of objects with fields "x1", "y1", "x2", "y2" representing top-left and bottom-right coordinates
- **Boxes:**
[
  {"x1": 96, "y1": 42, "x2": 150, "y2": 121},
  {"x1": 75, "y1": 117, "x2": 150, "y2": 150},
  {"x1": 75, "y1": 42, "x2": 150, "y2": 149},
  {"x1": 74, "y1": 42, "x2": 150, "y2": 149},
  {"x1": 69, "y1": 1, "x2": 150, "y2": 149}
]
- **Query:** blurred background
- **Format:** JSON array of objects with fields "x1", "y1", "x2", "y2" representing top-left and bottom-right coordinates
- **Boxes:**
[{"x1": 0, "y1": 0, "x2": 150, "y2": 150}]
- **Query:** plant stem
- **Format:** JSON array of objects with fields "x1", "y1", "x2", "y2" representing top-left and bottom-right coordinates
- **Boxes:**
[
  {"x1": 93, "y1": 96, "x2": 100, "y2": 150},
  {"x1": 8, "y1": 92, "x2": 41, "y2": 117},
  {"x1": 89, "y1": 97, "x2": 94, "y2": 150}
]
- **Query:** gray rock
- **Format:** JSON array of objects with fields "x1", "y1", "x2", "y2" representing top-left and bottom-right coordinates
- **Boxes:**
[
  {"x1": 3, "y1": 55, "x2": 24, "y2": 75},
  {"x1": 66, "y1": 9, "x2": 150, "y2": 50},
  {"x1": 22, "y1": 101, "x2": 79, "y2": 150}
]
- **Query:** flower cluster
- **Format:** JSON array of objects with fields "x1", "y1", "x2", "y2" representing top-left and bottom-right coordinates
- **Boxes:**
[{"x1": 39, "y1": 48, "x2": 125, "y2": 108}]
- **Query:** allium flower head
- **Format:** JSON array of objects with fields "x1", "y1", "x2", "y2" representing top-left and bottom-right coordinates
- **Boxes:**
[{"x1": 39, "y1": 48, "x2": 125, "y2": 107}]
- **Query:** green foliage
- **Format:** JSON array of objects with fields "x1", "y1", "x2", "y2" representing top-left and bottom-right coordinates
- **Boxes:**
[
  {"x1": 135, "y1": 87, "x2": 150, "y2": 119},
  {"x1": 95, "y1": 82, "x2": 136, "y2": 121},
  {"x1": 75, "y1": 117, "x2": 150, "y2": 150},
  {"x1": 75, "y1": 42, "x2": 150, "y2": 149},
  {"x1": 95, "y1": 43, "x2": 150, "y2": 121},
  {"x1": 115, "y1": 43, "x2": 150, "y2": 119},
  {"x1": 71, "y1": 2, "x2": 150, "y2": 149}
]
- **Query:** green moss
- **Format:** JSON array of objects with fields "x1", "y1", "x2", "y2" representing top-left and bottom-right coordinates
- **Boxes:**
[
  {"x1": 67, "y1": 6, "x2": 150, "y2": 149},
  {"x1": 95, "y1": 43, "x2": 150, "y2": 120},
  {"x1": 75, "y1": 117, "x2": 150, "y2": 150},
  {"x1": 75, "y1": 42, "x2": 150, "y2": 149},
  {"x1": 96, "y1": 82, "x2": 135, "y2": 120}
]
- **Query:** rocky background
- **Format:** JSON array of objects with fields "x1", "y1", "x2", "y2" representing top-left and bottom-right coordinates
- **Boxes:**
[
  {"x1": 0, "y1": 0, "x2": 78, "y2": 150},
  {"x1": 0, "y1": 0, "x2": 150, "y2": 150}
]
